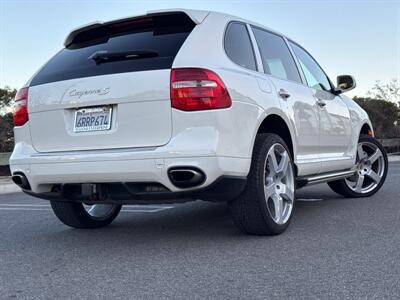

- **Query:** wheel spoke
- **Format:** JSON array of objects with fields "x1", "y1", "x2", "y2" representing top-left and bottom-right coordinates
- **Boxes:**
[
  {"x1": 368, "y1": 149, "x2": 382, "y2": 164},
  {"x1": 271, "y1": 194, "x2": 283, "y2": 224},
  {"x1": 280, "y1": 185, "x2": 294, "y2": 202},
  {"x1": 354, "y1": 175, "x2": 365, "y2": 192},
  {"x1": 268, "y1": 150, "x2": 280, "y2": 174},
  {"x1": 86, "y1": 204, "x2": 114, "y2": 219},
  {"x1": 277, "y1": 152, "x2": 289, "y2": 174},
  {"x1": 357, "y1": 144, "x2": 365, "y2": 160},
  {"x1": 264, "y1": 184, "x2": 275, "y2": 199},
  {"x1": 367, "y1": 170, "x2": 381, "y2": 183}
]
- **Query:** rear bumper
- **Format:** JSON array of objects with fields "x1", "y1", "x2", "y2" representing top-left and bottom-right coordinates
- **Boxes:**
[
  {"x1": 23, "y1": 176, "x2": 247, "y2": 204},
  {"x1": 10, "y1": 100, "x2": 260, "y2": 200},
  {"x1": 10, "y1": 147, "x2": 250, "y2": 201}
]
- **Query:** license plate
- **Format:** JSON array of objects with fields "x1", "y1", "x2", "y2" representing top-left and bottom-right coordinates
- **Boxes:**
[{"x1": 74, "y1": 106, "x2": 112, "y2": 133}]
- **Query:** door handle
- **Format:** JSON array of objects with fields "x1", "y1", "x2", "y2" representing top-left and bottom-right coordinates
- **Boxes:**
[
  {"x1": 278, "y1": 89, "x2": 291, "y2": 99},
  {"x1": 316, "y1": 99, "x2": 326, "y2": 108}
]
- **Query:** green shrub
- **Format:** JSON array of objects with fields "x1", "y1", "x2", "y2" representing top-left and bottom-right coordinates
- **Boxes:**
[{"x1": 353, "y1": 96, "x2": 400, "y2": 139}]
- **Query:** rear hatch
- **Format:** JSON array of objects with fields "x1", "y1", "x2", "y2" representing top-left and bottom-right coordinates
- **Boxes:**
[{"x1": 28, "y1": 12, "x2": 196, "y2": 152}]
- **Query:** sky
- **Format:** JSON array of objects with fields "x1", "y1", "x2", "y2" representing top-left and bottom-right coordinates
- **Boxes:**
[{"x1": 0, "y1": 0, "x2": 399, "y2": 97}]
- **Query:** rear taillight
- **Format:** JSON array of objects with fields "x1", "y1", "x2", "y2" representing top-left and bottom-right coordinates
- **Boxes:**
[
  {"x1": 170, "y1": 68, "x2": 231, "y2": 111},
  {"x1": 13, "y1": 87, "x2": 29, "y2": 126}
]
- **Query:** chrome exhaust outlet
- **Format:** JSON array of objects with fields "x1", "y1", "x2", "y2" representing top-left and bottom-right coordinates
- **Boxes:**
[
  {"x1": 11, "y1": 173, "x2": 31, "y2": 190},
  {"x1": 168, "y1": 167, "x2": 206, "y2": 188}
]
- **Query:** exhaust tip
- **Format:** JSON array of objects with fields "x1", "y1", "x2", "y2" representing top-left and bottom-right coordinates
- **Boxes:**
[
  {"x1": 11, "y1": 173, "x2": 31, "y2": 190},
  {"x1": 168, "y1": 167, "x2": 206, "y2": 188}
]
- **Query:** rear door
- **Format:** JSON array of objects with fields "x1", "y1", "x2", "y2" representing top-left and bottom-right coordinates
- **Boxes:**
[
  {"x1": 251, "y1": 27, "x2": 321, "y2": 176},
  {"x1": 28, "y1": 13, "x2": 195, "y2": 152}
]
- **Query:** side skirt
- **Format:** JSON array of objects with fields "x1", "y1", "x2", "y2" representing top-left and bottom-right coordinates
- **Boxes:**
[{"x1": 297, "y1": 169, "x2": 355, "y2": 189}]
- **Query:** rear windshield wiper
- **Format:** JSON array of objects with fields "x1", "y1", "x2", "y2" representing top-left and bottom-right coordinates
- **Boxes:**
[{"x1": 89, "y1": 50, "x2": 159, "y2": 64}]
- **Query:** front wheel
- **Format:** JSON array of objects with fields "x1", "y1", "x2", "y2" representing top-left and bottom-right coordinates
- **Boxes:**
[
  {"x1": 229, "y1": 133, "x2": 296, "y2": 235},
  {"x1": 328, "y1": 135, "x2": 388, "y2": 198},
  {"x1": 50, "y1": 201, "x2": 122, "y2": 228}
]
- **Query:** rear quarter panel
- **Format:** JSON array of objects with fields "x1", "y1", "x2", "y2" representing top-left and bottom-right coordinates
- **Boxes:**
[{"x1": 172, "y1": 12, "x2": 287, "y2": 160}]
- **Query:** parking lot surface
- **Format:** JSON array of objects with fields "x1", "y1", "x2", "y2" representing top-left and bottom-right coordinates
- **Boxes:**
[{"x1": 1, "y1": 162, "x2": 399, "y2": 299}]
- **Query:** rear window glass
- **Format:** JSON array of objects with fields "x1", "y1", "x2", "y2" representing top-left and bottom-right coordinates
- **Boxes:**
[
  {"x1": 252, "y1": 27, "x2": 302, "y2": 84},
  {"x1": 224, "y1": 22, "x2": 257, "y2": 71},
  {"x1": 30, "y1": 13, "x2": 195, "y2": 86}
]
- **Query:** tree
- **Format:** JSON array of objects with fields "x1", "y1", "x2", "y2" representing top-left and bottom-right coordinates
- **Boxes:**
[
  {"x1": 0, "y1": 86, "x2": 16, "y2": 113},
  {"x1": 353, "y1": 96, "x2": 400, "y2": 139},
  {"x1": 368, "y1": 79, "x2": 400, "y2": 105},
  {"x1": 0, "y1": 113, "x2": 14, "y2": 152},
  {"x1": 0, "y1": 87, "x2": 16, "y2": 152}
]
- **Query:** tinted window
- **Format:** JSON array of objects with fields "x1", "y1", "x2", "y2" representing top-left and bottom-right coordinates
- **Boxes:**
[
  {"x1": 290, "y1": 42, "x2": 331, "y2": 91},
  {"x1": 224, "y1": 23, "x2": 257, "y2": 71},
  {"x1": 252, "y1": 27, "x2": 301, "y2": 83},
  {"x1": 31, "y1": 13, "x2": 195, "y2": 86}
]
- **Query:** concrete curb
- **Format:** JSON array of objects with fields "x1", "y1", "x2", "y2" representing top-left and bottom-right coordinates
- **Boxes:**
[
  {"x1": 389, "y1": 155, "x2": 400, "y2": 162},
  {"x1": 0, "y1": 178, "x2": 20, "y2": 194},
  {"x1": 0, "y1": 152, "x2": 11, "y2": 166}
]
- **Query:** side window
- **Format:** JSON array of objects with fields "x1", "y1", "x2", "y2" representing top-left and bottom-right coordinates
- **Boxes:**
[
  {"x1": 290, "y1": 42, "x2": 332, "y2": 91},
  {"x1": 251, "y1": 27, "x2": 302, "y2": 83},
  {"x1": 224, "y1": 23, "x2": 257, "y2": 71}
]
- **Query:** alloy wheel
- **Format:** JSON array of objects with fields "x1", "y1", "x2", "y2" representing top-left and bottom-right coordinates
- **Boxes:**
[
  {"x1": 263, "y1": 143, "x2": 295, "y2": 225},
  {"x1": 345, "y1": 142, "x2": 385, "y2": 194},
  {"x1": 83, "y1": 204, "x2": 119, "y2": 221}
]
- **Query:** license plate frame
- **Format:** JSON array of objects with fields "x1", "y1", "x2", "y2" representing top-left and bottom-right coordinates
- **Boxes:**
[{"x1": 73, "y1": 106, "x2": 113, "y2": 133}]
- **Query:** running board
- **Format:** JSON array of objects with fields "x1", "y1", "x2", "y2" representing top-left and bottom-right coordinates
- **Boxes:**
[{"x1": 297, "y1": 169, "x2": 355, "y2": 188}]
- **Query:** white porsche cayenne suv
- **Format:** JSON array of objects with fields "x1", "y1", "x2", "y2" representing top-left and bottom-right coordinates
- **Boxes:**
[{"x1": 10, "y1": 9, "x2": 388, "y2": 235}]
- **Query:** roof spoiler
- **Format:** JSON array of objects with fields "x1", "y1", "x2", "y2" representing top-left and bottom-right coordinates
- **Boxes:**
[{"x1": 64, "y1": 9, "x2": 209, "y2": 48}]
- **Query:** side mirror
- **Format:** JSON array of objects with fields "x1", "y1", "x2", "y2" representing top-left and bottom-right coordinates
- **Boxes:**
[{"x1": 335, "y1": 75, "x2": 356, "y2": 94}]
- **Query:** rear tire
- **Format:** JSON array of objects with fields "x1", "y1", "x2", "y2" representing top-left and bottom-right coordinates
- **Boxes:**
[
  {"x1": 50, "y1": 201, "x2": 121, "y2": 229},
  {"x1": 328, "y1": 135, "x2": 388, "y2": 198},
  {"x1": 229, "y1": 133, "x2": 296, "y2": 235}
]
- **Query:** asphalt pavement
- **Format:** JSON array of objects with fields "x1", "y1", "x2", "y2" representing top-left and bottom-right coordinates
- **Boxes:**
[{"x1": 0, "y1": 162, "x2": 399, "y2": 299}]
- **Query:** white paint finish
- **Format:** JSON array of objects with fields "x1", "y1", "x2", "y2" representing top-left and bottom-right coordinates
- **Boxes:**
[
  {"x1": 255, "y1": 76, "x2": 273, "y2": 93},
  {"x1": 267, "y1": 76, "x2": 321, "y2": 175},
  {"x1": 316, "y1": 90, "x2": 353, "y2": 172},
  {"x1": 28, "y1": 70, "x2": 171, "y2": 113},
  {"x1": 10, "y1": 9, "x2": 373, "y2": 196},
  {"x1": 11, "y1": 156, "x2": 250, "y2": 193},
  {"x1": 28, "y1": 70, "x2": 172, "y2": 152}
]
